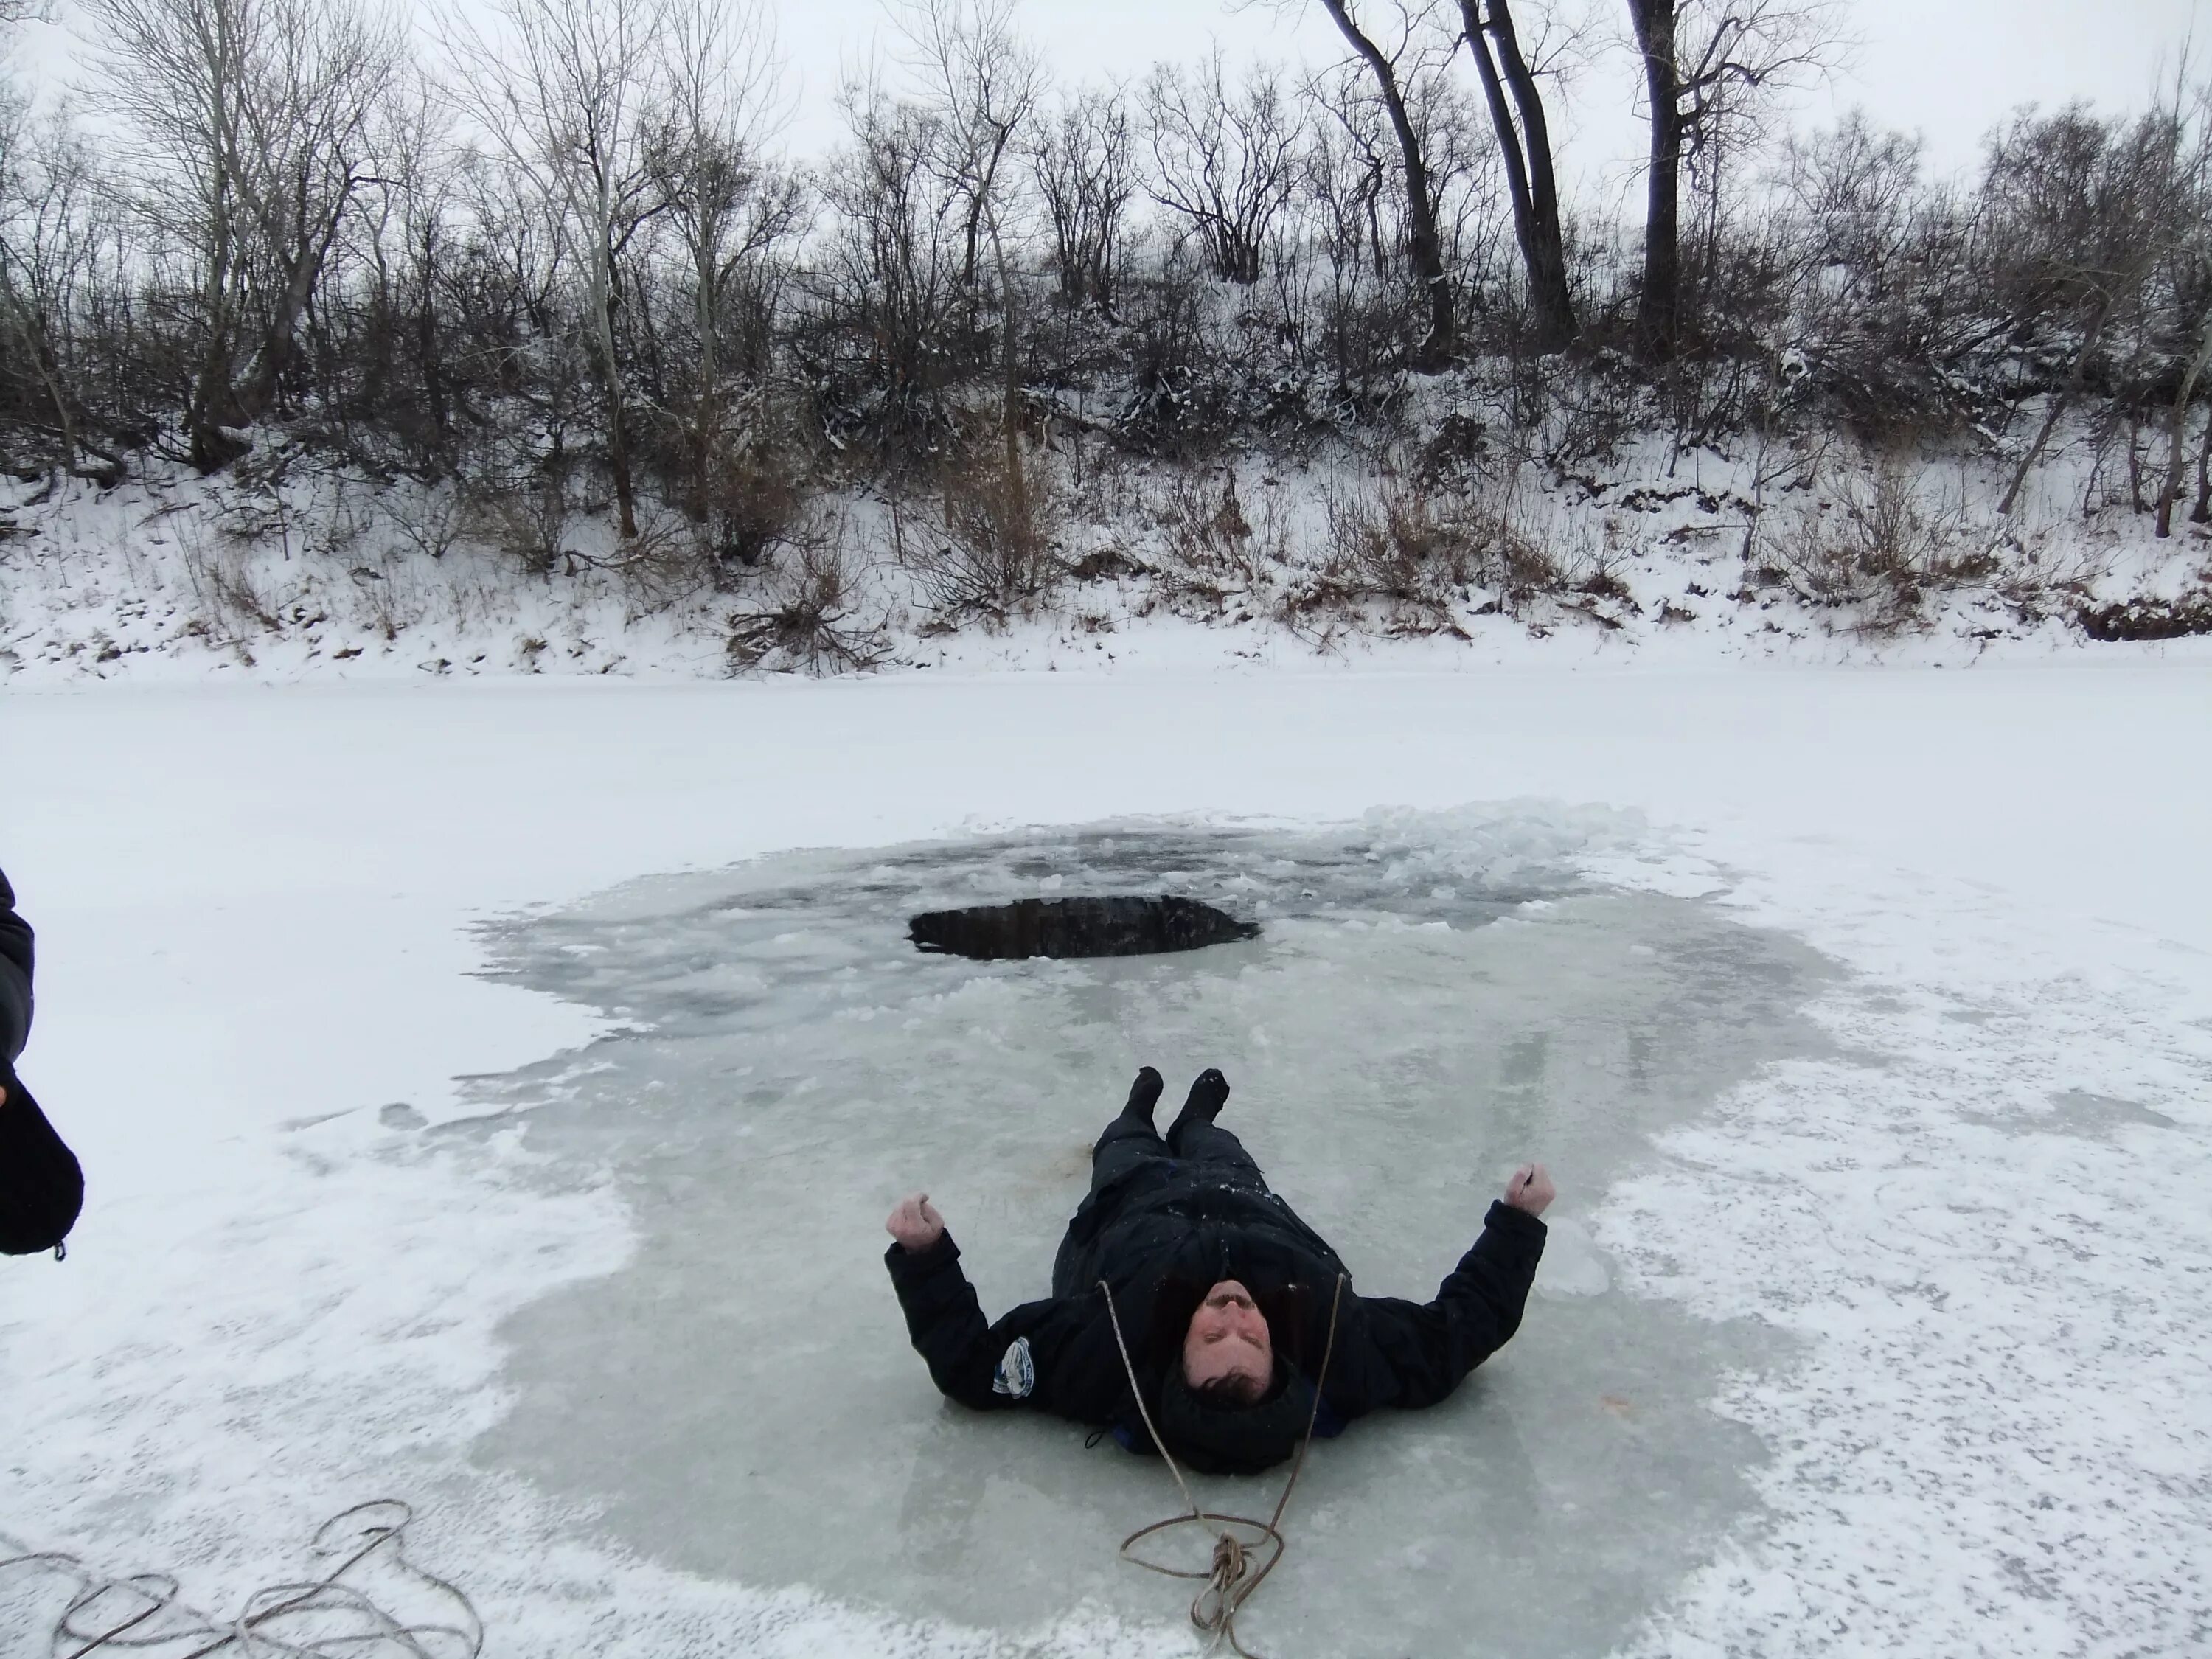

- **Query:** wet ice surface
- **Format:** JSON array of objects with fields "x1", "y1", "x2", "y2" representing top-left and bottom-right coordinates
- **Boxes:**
[{"x1": 464, "y1": 811, "x2": 1840, "y2": 1658}]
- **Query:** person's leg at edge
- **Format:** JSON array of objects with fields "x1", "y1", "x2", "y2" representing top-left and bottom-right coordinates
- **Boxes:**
[
  {"x1": 1091, "y1": 1065, "x2": 1170, "y2": 1190},
  {"x1": 1166, "y1": 1068, "x2": 1262, "y2": 1177},
  {"x1": 1056, "y1": 1068, "x2": 1173, "y2": 1294}
]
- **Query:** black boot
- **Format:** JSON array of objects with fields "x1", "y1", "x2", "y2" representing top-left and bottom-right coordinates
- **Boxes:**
[
  {"x1": 1167, "y1": 1068, "x2": 1230, "y2": 1145},
  {"x1": 1110, "y1": 1066, "x2": 1165, "y2": 1134}
]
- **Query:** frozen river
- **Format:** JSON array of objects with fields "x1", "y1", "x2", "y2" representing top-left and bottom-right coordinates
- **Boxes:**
[
  {"x1": 2, "y1": 668, "x2": 2206, "y2": 1659},
  {"x1": 467, "y1": 813, "x2": 1828, "y2": 1655}
]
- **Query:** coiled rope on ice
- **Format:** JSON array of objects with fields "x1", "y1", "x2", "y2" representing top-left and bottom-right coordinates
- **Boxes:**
[
  {"x1": 6, "y1": 1281, "x2": 1340, "y2": 1659},
  {"x1": 1099, "y1": 1273, "x2": 1346, "y2": 1659},
  {"x1": 0, "y1": 1500, "x2": 481, "y2": 1659}
]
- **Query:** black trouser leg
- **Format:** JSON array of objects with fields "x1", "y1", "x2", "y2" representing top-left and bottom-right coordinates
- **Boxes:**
[
  {"x1": 1054, "y1": 1073, "x2": 1174, "y2": 1295},
  {"x1": 1089, "y1": 1112, "x2": 1172, "y2": 1193},
  {"x1": 1164, "y1": 1068, "x2": 1231, "y2": 1153},
  {"x1": 1167, "y1": 1117, "x2": 1263, "y2": 1178}
]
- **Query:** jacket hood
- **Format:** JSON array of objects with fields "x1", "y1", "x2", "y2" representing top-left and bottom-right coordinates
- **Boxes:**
[{"x1": 1155, "y1": 1360, "x2": 1318, "y2": 1475}]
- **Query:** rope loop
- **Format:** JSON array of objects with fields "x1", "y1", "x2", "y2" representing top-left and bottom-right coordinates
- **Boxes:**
[
  {"x1": 1098, "y1": 1273, "x2": 1346, "y2": 1659},
  {"x1": 0, "y1": 1500, "x2": 481, "y2": 1659}
]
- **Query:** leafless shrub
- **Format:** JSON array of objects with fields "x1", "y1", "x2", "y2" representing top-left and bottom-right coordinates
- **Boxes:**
[
  {"x1": 465, "y1": 473, "x2": 571, "y2": 577},
  {"x1": 316, "y1": 479, "x2": 375, "y2": 562},
  {"x1": 703, "y1": 442, "x2": 810, "y2": 578},
  {"x1": 726, "y1": 523, "x2": 888, "y2": 672},
  {"x1": 347, "y1": 552, "x2": 416, "y2": 641},
  {"x1": 1772, "y1": 456, "x2": 2006, "y2": 633},
  {"x1": 214, "y1": 487, "x2": 296, "y2": 550},
  {"x1": 378, "y1": 484, "x2": 469, "y2": 563},
  {"x1": 1293, "y1": 475, "x2": 1481, "y2": 636},
  {"x1": 1151, "y1": 468, "x2": 1293, "y2": 609},
  {"x1": 1544, "y1": 521, "x2": 1644, "y2": 630},
  {"x1": 1288, "y1": 462, "x2": 1597, "y2": 637},
  {"x1": 895, "y1": 442, "x2": 1066, "y2": 621},
  {"x1": 571, "y1": 509, "x2": 717, "y2": 611},
  {"x1": 176, "y1": 513, "x2": 282, "y2": 635}
]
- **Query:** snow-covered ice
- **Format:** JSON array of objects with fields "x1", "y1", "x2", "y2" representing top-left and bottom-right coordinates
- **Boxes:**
[{"x1": 2, "y1": 662, "x2": 2209, "y2": 1658}]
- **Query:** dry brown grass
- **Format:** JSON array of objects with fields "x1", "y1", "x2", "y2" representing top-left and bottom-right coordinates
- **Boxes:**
[
  {"x1": 1283, "y1": 465, "x2": 1608, "y2": 639},
  {"x1": 895, "y1": 441, "x2": 1067, "y2": 622},
  {"x1": 1150, "y1": 469, "x2": 1292, "y2": 614},
  {"x1": 1770, "y1": 457, "x2": 2008, "y2": 635}
]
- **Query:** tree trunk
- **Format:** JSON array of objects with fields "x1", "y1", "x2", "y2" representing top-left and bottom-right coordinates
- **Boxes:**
[
  {"x1": 2155, "y1": 310, "x2": 2212, "y2": 538},
  {"x1": 1320, "y1": 0, "x2": 1455, "y2": 369},
  {"x1": 1627, "y1": 0, "x2": 1682, "y2": 366},
  {"x1": 237, "y1": 187, "x2": 357, "y2": 423},
  {"x1": 594, "y1": 275, "x2": 639, "y2": 540},
  {"x1": 1458, "y1": 1, "x2": 1576, "y2": 352},
  {"x1": 2000, "y1": 298, "x2": 2110, "y2": 517},
  {"x1": 2194, "y1": 400, "x2": 2211, "y2": 524},
  {"x1": 961, "y1": 128, "x2": 1012, "y2": 309},
  {"x1": 187, "y1": 193, "x2": 246, "y2": 470},
  {"x1": 416, "y1": 223, "x2": 450, "y2": 459},
  {"x1": 986, "y1": 204, "x2": 1028, "y2": 552},
  {"x1": 187, "y1": 0, "x2": 247, "y2": 472},
  {"x1": 689, "y1": 235, "x2": 719, "y2": 527},
  {"x1": 1, "y1": 266, "x2": 80, "y2": 473},
  {"x1": 187, "y1": 276, "x2": 246, "y2": 470}
]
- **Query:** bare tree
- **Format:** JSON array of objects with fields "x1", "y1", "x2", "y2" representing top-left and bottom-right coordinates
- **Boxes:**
[
  {"x1": 80, "y1": 0, "x2": 398, "y2": 467},
  {"x1": 1980, "y1": 105, "x2": 2189, "y2": 515},
  {"x1": 2158, "y1": 307, "x2": 2212, "y2": 535},
  {"x1": 890, "y1": 0, "x2": 1043, "y2": 516},
  {"x1": 1624, "y1": 0, "x2": 1840, "y2": 364},
  {"x1": 230, "y1": 0, "x2": 401, "y2": 423},
  {"x1": 889, "y1": 0, "x2": 1040, "y2": 299},
  {"x1": 0, "y1": 97, "x2": 120, "y2": 477},
  {"x1": 1029, "y1": 84, "x2": 1135, "y2": 313},
  {"x1": 358, "y1": 76, "x2": 459, "y2": 465},
  {"x1": 2155, "y1": 76, "x2": 2212, "y2": 538},
  {"x1": 1141, "y1": 52, "x2": 1305, "y2": 286},
  {"x1": 80, "y1": 0, "x2": 260, "y2": 467},
  {"x1": 1312, "y1": 0, "x2": 1455, "y2": 366},
  {"x1": 437, "y1": 0, "x2": 671, "y2": 537},
  {"x1": 1458, "y1": 0, "x2": 1576, "y2": 349},
  {"x1": 651, "y1": 0, "x2": 801, "y2": 529},
  {"x1": 818, "y1": 86, "x2": 968, "y2": 437}
]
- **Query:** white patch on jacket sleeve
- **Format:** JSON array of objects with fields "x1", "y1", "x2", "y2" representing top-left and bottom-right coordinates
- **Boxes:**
[{"x1": 992, "y1": 1336, "x2": 1035, "y2": 1398}]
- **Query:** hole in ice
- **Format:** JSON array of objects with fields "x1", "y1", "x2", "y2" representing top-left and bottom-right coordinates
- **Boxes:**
[{"x1": 907, "y1": 894, "x2": 1260, "y2": 960}]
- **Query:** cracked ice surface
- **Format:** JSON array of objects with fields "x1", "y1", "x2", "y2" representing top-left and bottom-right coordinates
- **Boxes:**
[{"x1": 465, "y1": 808, "x2": 1836, "y2": 1658}]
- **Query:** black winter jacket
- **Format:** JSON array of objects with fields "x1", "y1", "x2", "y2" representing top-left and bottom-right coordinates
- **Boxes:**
[
  {"x1": 886, "y1": 1153, "x2": 1545, "y2": 1435},
  {"x1": 1, "y1": 866, "x2": 83, "y2": 1256}
]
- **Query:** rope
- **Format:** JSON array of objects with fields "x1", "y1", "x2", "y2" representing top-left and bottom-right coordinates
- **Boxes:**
[
  {"x1": 1099, "y1": 1274, "x2": 1346, "y2": 1659},
  {"x1": 0, "y1": 1501, "x2": 481, "y2": 1659}
]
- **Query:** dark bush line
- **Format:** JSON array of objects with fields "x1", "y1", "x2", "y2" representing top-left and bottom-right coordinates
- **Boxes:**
[{"x1": 1, "y1": 0, "x2": 2208, "y2": 587}]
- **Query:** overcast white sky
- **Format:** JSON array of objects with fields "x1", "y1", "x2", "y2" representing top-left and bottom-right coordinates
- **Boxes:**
[
  {"x1": 12, "y1": 0, "x2": 2205, "y2": 204},
  {"x1": 775, "y1": 0, "x2": 2205, "y2": 204}
]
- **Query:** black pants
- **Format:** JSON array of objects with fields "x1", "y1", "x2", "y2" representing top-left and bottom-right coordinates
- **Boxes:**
[
  {"x1": 1051, "y1": 1109, "x2": 1266, "y2": 1297},
  {"x1": 1089, "y1": 1110, "x2": 1262, "y2": 1192}
]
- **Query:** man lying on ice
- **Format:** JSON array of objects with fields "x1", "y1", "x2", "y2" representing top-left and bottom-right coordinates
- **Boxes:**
[{"x1": 884, "y1": 1066, "x2": 1552, "y2": 1473}]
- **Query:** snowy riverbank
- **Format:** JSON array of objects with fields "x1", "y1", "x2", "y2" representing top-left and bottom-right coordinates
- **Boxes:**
[{"x1": 5, "y1": 443, "x2": 2210, "y2": 687}]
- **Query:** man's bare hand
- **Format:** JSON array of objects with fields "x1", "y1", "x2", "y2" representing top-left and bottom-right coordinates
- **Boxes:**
[
  {"x1": 1504, "y1": 1164, "x2": 1556, "y2": 1217},
  {"x1": 886, "y1": 1192, "x2": 946, "y2": 1253}
]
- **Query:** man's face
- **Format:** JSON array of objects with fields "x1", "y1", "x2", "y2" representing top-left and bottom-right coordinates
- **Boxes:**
[{"x1": 1182, "y1": 1279, "x2": 1273, "y2": 1397}]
